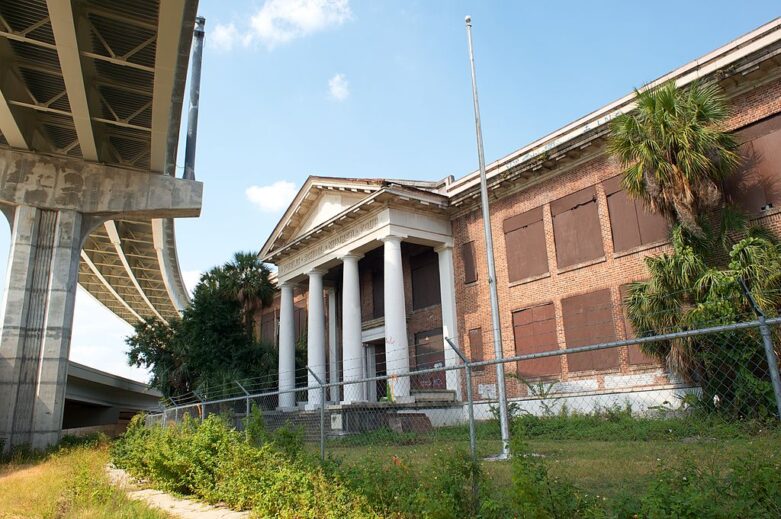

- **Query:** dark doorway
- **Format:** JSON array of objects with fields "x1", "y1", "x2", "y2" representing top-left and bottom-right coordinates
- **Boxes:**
[{"x1": 412, "y1": 328, "x2": 446, "y2": 390}]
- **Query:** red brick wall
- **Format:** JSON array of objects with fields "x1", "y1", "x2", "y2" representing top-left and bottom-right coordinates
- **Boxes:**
[{"x1": 452, "y1": 75, "x2": 781, "y2": 398}]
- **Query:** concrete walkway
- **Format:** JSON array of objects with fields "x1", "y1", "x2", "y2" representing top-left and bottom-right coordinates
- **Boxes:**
[{"x1": 106, "y1": 465, "x2": 250, "y2": 519}]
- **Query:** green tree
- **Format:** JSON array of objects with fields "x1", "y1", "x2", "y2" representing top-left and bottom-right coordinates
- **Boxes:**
[
  {"x1": 223, "y1": 252, "x2": 274, "y2": 340},
  {"x1": 609, "y1": 81, "x2": 740, "y2": 237},
  {"x1": 611, "y1": 81, "x2": 781, "y2": 418},
  {"x1": 126, "y1": 256, "x2": 277, "y2": 398}
]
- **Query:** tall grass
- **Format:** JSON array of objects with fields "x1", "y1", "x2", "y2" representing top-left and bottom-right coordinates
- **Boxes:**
[{"x1": 0, "y1": 435, "x2": 168, "y2": 518}]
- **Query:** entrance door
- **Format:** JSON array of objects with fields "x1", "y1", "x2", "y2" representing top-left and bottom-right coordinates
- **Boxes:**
[
  {"x1": 364, "y1": 340, "x2": 387, "y2": 401},
  {"x1": 412, "y1": 328, "x2": 446, "y2": 390}
]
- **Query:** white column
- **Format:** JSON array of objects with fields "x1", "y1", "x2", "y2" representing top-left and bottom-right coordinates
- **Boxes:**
[
  {"x1": 278, "y1": 283, "x2": 296, "y2": 409},
  {"x1": 435, "y1": 244, "x2": 463, "y2": 400},
  {"x1": 327, "y1": 286, "x2": 339, "y2": 403},
  {"x1": 383, "y1": 235, "x2": 411, "y2": 400},
  {"x1": 341, "y1": 254, "x2": 364, "y2": 403},
  {"x1": 306, "y1": 269, "x2": 326, "y2": 409}
]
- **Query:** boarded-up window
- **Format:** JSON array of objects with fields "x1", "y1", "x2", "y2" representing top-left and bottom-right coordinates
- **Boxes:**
[
  {"x1": 512, "y1": 303, "x2": 561, "y2": 377},
  {"x1": 461, "y1": 241, "x2": 478, "y2": 284},
  {"x1": 294, "y1": 305, "x2": 307, "y2": 342},
  {"x1": 551, "y1": 186, "x2": 605, "y2": 268},
  {"x1": 603, "y1": 176, "x2": 668, "y2": 253},
  {"x1": 372, "y1": 269, "x2": 384, "y2": 318},
  {"x1": 619, "y1": 284, "x2": 656, "y2": 366},
  {"x1": 727, "y1": 114, "x2": 781, "y2": 214},
  {"x1": 503, "y1": 206, "x2": 549, "y2": 282},
  {"x1": 410, "y1": 249, "x2": 441, "y2": 310},
  {"x1": 260, "y1": 313, "x2": 276, "y2": 346},
  {"x1": 561, "y1": 289, "x2": 619, "y2": 372},
  {"x1": 412, "y1": 328, "x2": 445, "y2": 390},
  {"x1": 468, "y1": 327, "x2": 484, "y2": 371}
]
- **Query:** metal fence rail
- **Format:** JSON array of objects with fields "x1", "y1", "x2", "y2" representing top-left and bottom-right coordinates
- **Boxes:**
[{"x1": 147, "y1": 315, "x2": 781, "y2": 467}]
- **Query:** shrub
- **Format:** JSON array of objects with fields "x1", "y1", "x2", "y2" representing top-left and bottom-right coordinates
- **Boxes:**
[
  {"x1": 635, "y1": 452, "x2": 781, "y2": 518},
  {"x1": 510, "y1": 435, "x2": 605, "y2": 518},
  {"x1": 111, "y1": 414, "x2": 374, "y2": 518},
  {"x1": 337, "y1": 447, "x2": 485, "y2": 519}
]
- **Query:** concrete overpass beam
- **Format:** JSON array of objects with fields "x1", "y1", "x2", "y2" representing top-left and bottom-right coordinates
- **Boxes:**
[
  {"x1": 0, "y1": 206, "x2": 83, "y2": 451},
  {"x1": 0, "y1": 147, "x2": 202, "y2": 219}
]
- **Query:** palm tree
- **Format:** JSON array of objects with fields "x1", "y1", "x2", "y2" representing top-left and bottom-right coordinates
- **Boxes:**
[
  {"x1": 625, "y1": 226, "x2": 781, "y2": 417},
  {"x1": 609, "y1": 81, "x2": 740, "y2": 237},
  {"x1": 223, "y1": 251, "x2": 274, "y2": 340}
]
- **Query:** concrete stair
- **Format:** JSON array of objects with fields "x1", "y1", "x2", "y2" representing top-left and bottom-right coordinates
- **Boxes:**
[{"x1": 411, "y1": 389, "x2": 457, "y2": 403}]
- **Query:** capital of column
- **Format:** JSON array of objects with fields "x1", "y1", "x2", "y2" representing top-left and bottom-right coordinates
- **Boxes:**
[
  {"x1": 339, "y1": 253, "x2": 364, "y2": 262},
  {"x1": 380, "y1": 234, "x2": 406, "y2": 245},
  {"x1": 434, "y1": 243, "x2": 454, "y2": 254},
  {"x1": 307, "y1": 267, "x2": 327, "y2": 277}
]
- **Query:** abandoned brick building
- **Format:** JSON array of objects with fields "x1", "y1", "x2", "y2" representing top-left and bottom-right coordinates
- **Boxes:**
[{"x1": 256, "y1": 19, "x2": 781, "y2": 414}]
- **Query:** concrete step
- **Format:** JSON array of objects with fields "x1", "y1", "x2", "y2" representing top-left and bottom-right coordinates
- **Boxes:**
[{"x1": 411, "y1": 389, "x2": 457, "y2": 402}]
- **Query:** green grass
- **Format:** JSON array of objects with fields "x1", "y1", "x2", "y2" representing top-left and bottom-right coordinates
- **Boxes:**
[
  {"x1": 0, "y1": 438, "x2": 169, "y2": 519},
  {"x1": 326, "y1": 417, "x2": 781, "y2": 501}
]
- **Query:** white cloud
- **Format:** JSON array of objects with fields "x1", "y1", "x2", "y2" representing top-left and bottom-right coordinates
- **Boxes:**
[
  {"x1": 214, "y1": 0, "x2": 352, "y2": 51},
  {"x1": 211, "y1": 22, "x2": 241, "y2": 51},
  {"x1": 246, "y1": 181, "x2": 298, "y2": 212},
  {"x1": 328, "y1": 73, "x2": 350, "y2": 101},
  {"x1": 182, "y1": 270, "x2": 203, "y2": 296}
]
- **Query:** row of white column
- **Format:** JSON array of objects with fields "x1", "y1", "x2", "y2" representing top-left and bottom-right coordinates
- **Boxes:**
[{"x1": 277, "y1": 235, "x2": 460, "y2": 409}]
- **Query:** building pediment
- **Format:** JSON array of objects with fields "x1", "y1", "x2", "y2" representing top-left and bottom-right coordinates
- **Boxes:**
[
  {"x1": 260, "y1": 176, "x2": 451, "y2": 263},
  {"x1": 260, "y1": 177, "x2": 385, "y2": 258}
]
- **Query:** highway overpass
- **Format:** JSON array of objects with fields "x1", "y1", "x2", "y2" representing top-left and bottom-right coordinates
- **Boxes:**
[
  {"x1": 0, "y1": 0, "x2": 203, "y2": 451},
  {"x1": 63, "y1": 361, "x2": 162, "y2": 435}
]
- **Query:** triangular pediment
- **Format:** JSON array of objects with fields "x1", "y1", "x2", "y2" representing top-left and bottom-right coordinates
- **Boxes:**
[
  {"x1": 293, "y1": 190, "x2": 367, "y2": 238},
  {"x1": 260, "y1": 176, "x2": 384, "y2": 257}
]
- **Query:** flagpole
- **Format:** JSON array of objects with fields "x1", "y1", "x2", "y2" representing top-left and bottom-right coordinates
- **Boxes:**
[{"x1": 465, "y1": 15, "x2": 510, "y2": 459}]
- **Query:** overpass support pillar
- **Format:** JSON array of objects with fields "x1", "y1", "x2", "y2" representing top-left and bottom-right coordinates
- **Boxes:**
[{"x1": 0, "y1": 205, "x2": 84, "y2": 452}]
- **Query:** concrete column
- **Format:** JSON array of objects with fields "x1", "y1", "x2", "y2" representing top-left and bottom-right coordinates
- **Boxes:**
[
  {"x1": 306, "y1": 269, "x2": 326, "y2": 409},
  {"x1": 341, "y1": 254, "x2": 363, "y2": 403},
  {"x1": 0, "y1": 206, "x2": 83, "y2": 451},
  {"x1": 327, "y1": 286, "x2": 339, "y2": 403},
  {"x1": 278, "y1": 283, "x2": 296, "y2": 409},
  {"x1": 435, "y1": 244, "x2": 463, "y2": 400},
  {"x1": 382, "y1": 235, "x2": 411, "y2": 400}
]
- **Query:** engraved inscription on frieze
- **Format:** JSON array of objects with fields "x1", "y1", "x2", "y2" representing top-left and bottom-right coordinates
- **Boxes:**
[{"x1": 278, "y1": 215, "x2": 379, "y2": 275}]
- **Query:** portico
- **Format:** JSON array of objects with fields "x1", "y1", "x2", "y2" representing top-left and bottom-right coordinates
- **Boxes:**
[{"x1": 261, "y1": 177, "x2": 462, "y2": 409}]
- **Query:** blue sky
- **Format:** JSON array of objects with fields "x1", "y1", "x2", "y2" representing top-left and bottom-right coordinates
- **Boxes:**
[{"x1": 0, "y1": 0, "x2": 778, "y2": 382}]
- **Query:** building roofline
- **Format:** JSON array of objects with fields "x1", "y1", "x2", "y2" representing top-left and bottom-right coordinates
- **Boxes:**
[{"x1": 447, "y1": 16, "x2": 781, "y2": 198}]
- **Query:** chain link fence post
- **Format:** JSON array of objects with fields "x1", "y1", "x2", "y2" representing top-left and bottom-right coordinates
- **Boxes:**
[
  {"x1": 740, "y1": 279, "x2": 781, "y2": 419},
  {"x1": 758, "y1": 315, "x2": 781, "y2": 419},
  {"x1": 235, "y1": 381, "x2": 251, "y2": 421},
  {"x1": 307, "y1": 366, "x2": 326, "y2": 461}
]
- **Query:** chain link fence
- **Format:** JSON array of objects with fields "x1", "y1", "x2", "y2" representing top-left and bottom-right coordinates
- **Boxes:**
[{"x1": 145, "y1": 296, "x2": 781, "y2": 506}]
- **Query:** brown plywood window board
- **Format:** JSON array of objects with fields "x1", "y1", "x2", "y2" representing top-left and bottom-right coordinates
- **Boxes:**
[
  {"x1": 561, "y1": 289, "x2": 619, "y2": 372},
  {"x1": 261, "y1": 313, "x2": 276, "y2": 345},
  {"x1": 461, "y1": 240, "x2": 478, "y2": 284},
  {"x1": 551, "y1": 186, "x2": 605, "y2": 268},
  {"x1": 410, "y1": 249, "x2": 441, "y2": 309},
  {"x1": 618, "y1": 284, "x2": 656, "y2": 365},
  {"x1": 727, "y1": 114, "x2": 781, "y2": 215},
  {"x1": 512, "y1": 302, "x2": 561, "y2": 377},
  {"x1": 603, "y1": 176, "x2": 668, "y2": 253},
  {"x1": 372, "y1": 269, "x2": 384, "y2": 318},
  {"x1": 503, "y1": 206, "x2": 549, "y2": 282},
  {"x1": 468, "y1": 327, "x2": 484, "y2": 370},
  {"x1": 294, "y1": 305, "x2": 307, "y2": 342}
]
